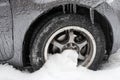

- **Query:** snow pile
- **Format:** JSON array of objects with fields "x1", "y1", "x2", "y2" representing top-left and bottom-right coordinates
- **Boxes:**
[{"x1": 0, "y1": 49, "x2": 120, "y2": 80}]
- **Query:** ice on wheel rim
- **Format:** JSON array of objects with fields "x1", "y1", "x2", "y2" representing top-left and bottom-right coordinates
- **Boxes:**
[{"x1": 44, "y1": 26, "x2": 96, "y2": 67}]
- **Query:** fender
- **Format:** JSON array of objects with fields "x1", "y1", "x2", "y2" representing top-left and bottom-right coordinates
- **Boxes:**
[{"x1": 95, "y1": 2, "x2": 120, "y2": 53}]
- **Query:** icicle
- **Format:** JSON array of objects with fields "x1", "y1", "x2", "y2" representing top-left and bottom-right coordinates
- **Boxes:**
[
  {"x1": 62, "y1": 4, "x2": 66, "y2": 14},
  {"x1": 89, "y1": 1, "x2": 105, "y2": 24},
  {"x1": 90, "y1": 8, "x2": 94, "y2": 24},
  {"x1": 73, "y1": 4, "x2": 77, "y2": 14}
]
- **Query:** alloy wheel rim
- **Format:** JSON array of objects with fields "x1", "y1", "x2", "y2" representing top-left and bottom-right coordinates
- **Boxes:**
[{"x1": 44, "y1": 26, "x2": 96, "y2": 67}]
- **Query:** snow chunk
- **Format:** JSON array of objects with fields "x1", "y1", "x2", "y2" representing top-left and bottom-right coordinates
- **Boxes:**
[{"x1": 42, "y1": 49, "x2": 78, "y2": 73}]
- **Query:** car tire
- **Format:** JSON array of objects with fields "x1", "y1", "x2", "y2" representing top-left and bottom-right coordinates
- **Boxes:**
[{"x1": 29, "y1": 14, "x2": 106, "y2": 71}]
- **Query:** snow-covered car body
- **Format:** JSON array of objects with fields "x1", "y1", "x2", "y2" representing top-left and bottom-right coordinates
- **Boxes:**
[{"x1": 0, "y1": 0, "x2": 120, "y2": 68}]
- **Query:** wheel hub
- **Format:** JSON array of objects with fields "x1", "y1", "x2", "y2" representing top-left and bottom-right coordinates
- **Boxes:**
[{"x1": 63, "y1": 43, "x2": 79, "y2": 52}]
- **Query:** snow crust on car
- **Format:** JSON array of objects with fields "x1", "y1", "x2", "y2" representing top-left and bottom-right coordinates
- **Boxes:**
[
  {"x1": 106, "y1": 0, "x2": 114, "y2": 3},
  {"x1": 33, "y1": 0, "x2": 56, "y2": 4},
  {"x1": 0, "y1": 49, "x2": 120, "y2": 80},
  {"x1": 33, "y1": 0, "x2": 114, "y2": 4}
]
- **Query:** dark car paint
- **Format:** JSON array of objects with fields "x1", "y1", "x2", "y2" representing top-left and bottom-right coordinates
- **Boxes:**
[{"x1": 0, "y1": 0, "x2": 120, "y2": 67}]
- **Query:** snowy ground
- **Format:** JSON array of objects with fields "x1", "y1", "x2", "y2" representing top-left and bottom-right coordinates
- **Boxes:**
[{"x1": 0, "y1": 49, "x2": 120, "y2": 80}]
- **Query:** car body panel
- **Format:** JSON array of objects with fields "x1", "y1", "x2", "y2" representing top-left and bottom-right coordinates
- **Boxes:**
[
  {"x1": 0, "y1": 0, "x2": 119, "y2": 67},
  {"x1": 0, "y1": 0, "x2": 13, "y2": 61},
  {"x1": 96, "y1": 1, "x2": 120, "y2": 54}
]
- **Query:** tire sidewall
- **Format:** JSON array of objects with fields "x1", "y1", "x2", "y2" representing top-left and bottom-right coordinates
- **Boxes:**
[{"x1": 30, "y1": 14, "x2": 106, "y2": 70}]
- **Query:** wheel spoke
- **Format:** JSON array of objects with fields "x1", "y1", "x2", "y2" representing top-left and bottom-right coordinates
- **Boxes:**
[
  {"x1": 78, "y1": 52, "x2": 85, "y2": 60},
  {"x1": 52, "y1": 40, "x2": 64, "y2": 51},
  {"x1": 68, "y1": 30, "x2": 76, "y2": 43},
  {"x1": 78, "y1": 40, "x2": 88, "y2": 50}
]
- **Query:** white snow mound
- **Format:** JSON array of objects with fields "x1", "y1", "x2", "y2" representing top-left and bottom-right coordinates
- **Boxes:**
[{"x1": 0, "y1": 49, "x2": 120, "y2": 80}]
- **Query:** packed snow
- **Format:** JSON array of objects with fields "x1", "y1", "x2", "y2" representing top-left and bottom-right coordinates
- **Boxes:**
[{"x1": 0, "y1": 49, "x2": 120, "y2": 80}]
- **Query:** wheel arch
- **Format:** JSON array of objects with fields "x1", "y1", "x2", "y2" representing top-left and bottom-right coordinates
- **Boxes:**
[{"x1": 22, "y1": 3, "x2": 113, "y2": 67}]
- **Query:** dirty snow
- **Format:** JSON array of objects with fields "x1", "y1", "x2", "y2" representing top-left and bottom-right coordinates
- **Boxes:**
[{"x1": 0, "y1": 49, "x2": 120, "y2": 80}]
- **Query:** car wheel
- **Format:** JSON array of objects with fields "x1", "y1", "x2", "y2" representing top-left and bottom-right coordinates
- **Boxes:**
[{"x1": 29, "y1": 14, "x2": 106, "y2": 71}]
